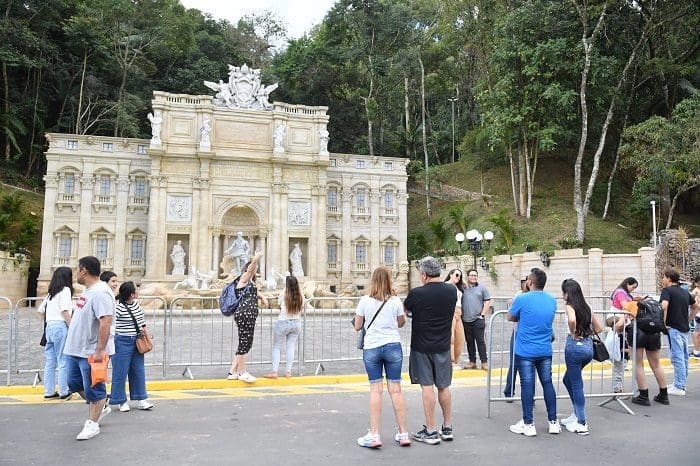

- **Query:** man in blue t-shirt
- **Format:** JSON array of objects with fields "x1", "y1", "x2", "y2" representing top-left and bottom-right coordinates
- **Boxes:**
[{"x1": 507, "y1": 268, "x2": 559, "y2": 437}]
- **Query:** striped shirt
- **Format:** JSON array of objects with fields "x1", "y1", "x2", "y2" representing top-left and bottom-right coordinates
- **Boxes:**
[{"x1": 115, "y1": 300, "x2": 147, "y2": 336}]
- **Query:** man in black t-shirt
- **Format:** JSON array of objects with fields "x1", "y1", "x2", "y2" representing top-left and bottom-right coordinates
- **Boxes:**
[
  {"x1": 660, "y1": 267, "x2": 698, "y2": 396},
  {"x1": 403, "y1": 256, "x2": 456, "y2": 445}
]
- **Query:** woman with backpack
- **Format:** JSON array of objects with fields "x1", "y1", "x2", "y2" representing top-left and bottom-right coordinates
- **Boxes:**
[
  {"x1": 559, "y1": 279, "x2": 603, "y2": 435},
  {"x1": 227, "y1": 248, "x2": 268, "y2": 383},
  {"x1": 354, "y1": 266, "x2": 409, "y2": 448},
  {"x1": 264, "y1": 275, "x2": 305, "y2": 379}
]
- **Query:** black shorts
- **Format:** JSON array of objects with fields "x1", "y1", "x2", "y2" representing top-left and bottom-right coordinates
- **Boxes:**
[
  {"x1": 409, "y1": 350, "x2": 452, "y2": 389},
  {"x1": 626, "y1": 328, "x2": 662, "y2": 351}
]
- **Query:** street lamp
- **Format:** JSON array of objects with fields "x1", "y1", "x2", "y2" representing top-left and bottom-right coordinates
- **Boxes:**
[
  {"x1": 448, "y1": 97, "x2": 457, "y2": 163},
  {"x1": 455, "y1": 232, "x2": 465, "y2": 253},
  {"x1": 465, "y1": 229, "x2": 493, "y2": 269},
  {"x1": 650, "y1": 200, "x2": 657, "y2": 247}
]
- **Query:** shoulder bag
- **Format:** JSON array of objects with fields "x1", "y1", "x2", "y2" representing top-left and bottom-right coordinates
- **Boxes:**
[
  {"x1": 356, "y1": 299, "x2": 388, "y2": 350},
  {"x1": 591, "y1": 327, "x2": 610, "y2": 362},
  {"x1": 124, "y1": 303, "x2": 153, "y2": 354},
  {"x1": 39, "y1": 295, "x2": 48, "y2": 347}
]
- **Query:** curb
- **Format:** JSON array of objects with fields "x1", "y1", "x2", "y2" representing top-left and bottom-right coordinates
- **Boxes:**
[{"x1": 0, "y1": 358, "x2": 685, "y2": 396}]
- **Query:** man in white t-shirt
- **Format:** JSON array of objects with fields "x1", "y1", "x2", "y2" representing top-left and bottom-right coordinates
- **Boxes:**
[{"x1": 63, "y1": 256, "x2": 115, "y2": 441}]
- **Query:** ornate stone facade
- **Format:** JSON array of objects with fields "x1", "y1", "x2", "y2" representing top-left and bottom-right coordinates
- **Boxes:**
[{"x1": 39, "y1": 87, "x2": 408, "y2": 291}]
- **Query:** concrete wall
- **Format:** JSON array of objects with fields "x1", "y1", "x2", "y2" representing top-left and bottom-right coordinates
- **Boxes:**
[
  {"x1": 409, "y1": 247, "x2": 657, "y2": 299},
  {"x1": 0, "y1": 251, "x2": 29, "y2": 302}
]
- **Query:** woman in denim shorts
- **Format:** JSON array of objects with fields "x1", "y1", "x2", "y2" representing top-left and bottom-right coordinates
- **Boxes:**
[{"x1": 354, "y1": 266, "x2": 409, "y2": 448}]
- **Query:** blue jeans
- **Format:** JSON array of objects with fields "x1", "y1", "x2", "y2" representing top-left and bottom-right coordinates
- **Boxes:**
[
  {"x1": 43, "y1": 321, "x2": 69, "y2": 396},
  {"x1": 563, "y1": 336, "x2": 593, "y2": 424},
  {"x1": 363, "y1": 342, "x2": 403, "y2": 383},
  {"x1": 515, "y1": 354, "x2": 557, "y2": 424},
  {"x1": 271, "y1": 319, "x2": 301, "y2": 374},
  {"x1": 109, "y1": 334, "x2": 148, "y2": 405},
  {"x1": 504, "y1": 330, "x2": 517, "y2": 397},
  {"x1": 66, "y1": 356, "x2": 107, "y2": 402},
  {"x1": 667, "y1": 328, "x2": 689, "y2": 390}
]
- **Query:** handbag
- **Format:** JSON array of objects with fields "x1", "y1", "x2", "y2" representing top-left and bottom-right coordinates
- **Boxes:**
[
  {"x1": 591, "y1": 328, "x2": 610, "y2": 362},
  {"x1": 356, "y1": 299, "x2": 388, "y2": 350},
  {"x1": 124, "y1": 302, "x2": 153, "y2": 354},
  {"x1": 38, "y1": 295, "x2": 48, "y2": 347}
]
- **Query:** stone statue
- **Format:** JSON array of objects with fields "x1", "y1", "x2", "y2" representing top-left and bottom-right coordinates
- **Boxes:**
[
  {"x1": 170, "y1": 240, "x2": 186, "y2": 275},
  {"x1": 200, "y1": 116, "x2": 211, "y2": 151},
  {"x1": 319, "y1": 129, "x2": 329, "y2": 155},
  {"x1": 224, "y1": 232, "x2": 250, "y2": 276},
  {"x1": 273, "y1": 124, "x2": 286, "y2": 153},
  {"x1": 290, "y1": 242, "x2": 304, "y2": 277},
  {"x1": 204, "y1": 64, "x2": 278, "y2": 111},
  {"x1": 147, "y1": 111, "x2": 163, "y2": 146},
  {"x1": 204, "y1": 79, "x2": 234, "y2": 108},
  {"x1": 256, "y1": 83, "x2": 278, "y2": 110}
]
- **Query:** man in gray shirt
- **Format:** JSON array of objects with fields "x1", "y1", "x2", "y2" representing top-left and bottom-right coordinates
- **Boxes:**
[
  {"x1": 461, "y1": 269, "x2": 491, "y2": 370},
  {"x1": 63, "y1": 256, "x2": 115, "y2": 440}
]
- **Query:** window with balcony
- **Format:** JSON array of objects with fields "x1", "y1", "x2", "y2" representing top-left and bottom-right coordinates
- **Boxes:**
[
  {"x1": 64, "y1": 174, "x2": 75, "y2": 194},
  {"x1": 125, "y1": 230, "x2": 147, "y2": 276},
  {"x1": 58, "y1": 237, "x2": 71, "y2": 258},
  {"x1": 383, "y1": 245, "x2": 395, "y2": 265},
  {"x1": 95, "y1": 238, "x2": 108, "y2": 259},
  {"x1": 327, "y1": 244, "x2": 337, "y2": 270},
  {"x1": 57, "y1": 172, "x2": 81, "y2": 212},
  {"x1": 134, "y1": 178, "x2": 146, "y2": 197},
  {"x1": 131, "y1": 239, "x2": 144, "y2": 260},
  {"x1": 99, "y1": 175, "x2": 111, "y2": 197},
  {"x1": 352, "y1": 187, "x2": 370, "y2": 221},
  {"x1": 356, "y1": 244, "x2": 366, "y2": 268}
]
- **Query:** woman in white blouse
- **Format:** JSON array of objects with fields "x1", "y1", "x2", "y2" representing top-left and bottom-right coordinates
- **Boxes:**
[{"x1": 265, "y1": 276, "x2": 304, "y2": 378}]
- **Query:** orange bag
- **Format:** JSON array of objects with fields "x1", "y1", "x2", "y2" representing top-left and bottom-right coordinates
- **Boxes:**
[{"x1": 88, "y1": 354, "x2": 110, "y2": 387}]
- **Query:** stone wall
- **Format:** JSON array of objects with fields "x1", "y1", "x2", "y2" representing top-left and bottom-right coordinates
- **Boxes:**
[
  {"x1": 657, "y1": 229, "x2": 700, "y2": 283},
  {"x1": 409, "y1": 247, "x2": 658, "y2": 298},
  {"x1": 0, "y1": 251, "x2": 29, "y2": 303}
]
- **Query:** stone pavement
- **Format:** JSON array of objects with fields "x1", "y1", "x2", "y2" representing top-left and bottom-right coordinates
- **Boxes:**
[{"x1": 0, "y1": 365, "x2": 695, "y2": 465}]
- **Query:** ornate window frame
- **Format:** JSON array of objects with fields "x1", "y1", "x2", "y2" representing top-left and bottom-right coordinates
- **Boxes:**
[
  {"x1": 326, "y1": 234, "x2": 341, "y2": 277},
  {"x1": 351, "y1": 235, "x2": 370, "y2": 277},
  {"x1": 53, "y1": 225, "x2": 78, "y2": 269},
  {"x1": 90, "y1": 227, "x2": 114, "y2": 269},
  {"x1": 93, "y1": 170, "x2": 116, "y2": 213},
  {"x1": 326, "y1": 183, "x2": 341, "y2": 219},
  {"x1": 379, "y1": 184, "x2": 398, "y2": 224},
  {"x1": 351, "y1": 184, "x2": 370, "y2": 222},
  {"x1": 128, "y1": 172, "x2": 150, "y2": 214},
  {"x1": 125, "y1": 228, "x2": 147, "y2": 277},
  {"x1": 380, "y1": 235, "x2": 399, "y2": 267},
  {"x1": 56, "y1": 168, "x2": 82, "y2": 212}
]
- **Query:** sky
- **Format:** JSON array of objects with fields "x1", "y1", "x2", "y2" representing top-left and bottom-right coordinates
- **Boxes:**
[{"x1": 180, "y1": 0, "x2": 337, "y2": 40}]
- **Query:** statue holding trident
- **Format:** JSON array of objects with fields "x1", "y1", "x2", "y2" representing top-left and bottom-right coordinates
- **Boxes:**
[{"x1": 224, "y1": 232, "x2": 250, "y2": 277}]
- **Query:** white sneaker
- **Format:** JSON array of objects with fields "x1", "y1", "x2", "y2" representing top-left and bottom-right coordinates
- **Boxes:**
[
  {"x1": 76, "y1": 420, "x2": 100, "y2": 440},
  {"x1": 668, "y1": 386, "x2": 686, "y2": 396},
  {"x1": 548, "y1": 420, "x2": 561, "y2": 434},
  {"x1": 509, "y1": 419, "x2": 536, "y2": 437},
  {"x1": 357, "y1": 431, "x2": 382, "y2": 448},
  {"x1": 237, "y1": 372, "x2": 256, "y2": 383},
  {"x1": 98, "y1": 405, "x2": 111, "y2": 423},
  {"x1": 226, "y1": 372, "x2": 238, "y2": 380},
  {"x1": 565, "y1": 421, "x2": 590, "y2": 435},
  {"x1": 137, "y1": 400, "x2": 154, "y2": 410},
  {"x1": 560, "y1": 413, "x2": 576, "y2": 426},
  {"x1": 118, "y1": 402, "x2": 130, "y2": 412},
  {"x1": 394, "y1": 431, "x2": 411, "y2": 446}
]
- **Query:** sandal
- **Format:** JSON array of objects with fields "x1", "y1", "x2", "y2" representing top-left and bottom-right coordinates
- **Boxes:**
[{"x1": 263, "y1": 372, "x2": 278, "y2": 379}]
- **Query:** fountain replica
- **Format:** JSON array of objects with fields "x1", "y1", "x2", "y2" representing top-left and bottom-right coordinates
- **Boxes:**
[{"x1": 39, "y1": 64, "x2": 410, "y2": 304}]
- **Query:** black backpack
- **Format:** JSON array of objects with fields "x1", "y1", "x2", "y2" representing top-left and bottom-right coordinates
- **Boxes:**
[{"x1": 635, "y1": 298, "x2": 666, "y2": 334}]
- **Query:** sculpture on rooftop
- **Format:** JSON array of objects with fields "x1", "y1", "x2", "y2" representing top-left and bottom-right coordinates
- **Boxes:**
[{"x1": 204, "y1": 64, "x2": 278, "y2": 111}]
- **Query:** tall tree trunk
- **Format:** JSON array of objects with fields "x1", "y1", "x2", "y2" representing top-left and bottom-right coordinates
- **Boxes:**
[
  {"x1": 419, "y1": 57, "x2": 430, "y2": 217},
  {"x1": 76, "y1": 48, "x2": 88, "y2": 135},
  {"x1": 2, "y1": 61, "x2": 9, "y2": 160},
  {"x1": 526, "y1": 141, "x2": 538, "y2": 219},
  {"x1": 404, "y1": 75, "x2": 410, "y2": 159},
  {"x1": 665, "y1": 183, "x2": 699, "y2": 229},
  {"x1": 507, "y1": 144, "x2": 520, "y2": 215},
  {"x1": 25, "y1": 66, "x2": 41, "y2": 177},
  {"x1": 518, "y1": 142, "x2": 526, "y2": 215}
]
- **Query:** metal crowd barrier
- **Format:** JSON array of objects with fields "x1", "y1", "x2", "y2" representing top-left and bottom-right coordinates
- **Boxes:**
[
  {"x1": 486, "y1": 309, "x2": 638, "y2": 418},
  {"x1": 1, "y1": 296, "x2": 12, "y2": 385}
]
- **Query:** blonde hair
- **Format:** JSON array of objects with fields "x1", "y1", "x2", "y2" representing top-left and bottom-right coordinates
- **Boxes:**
[{"x1": 368, "y1": 266, "x2": 393, "y2": 300}]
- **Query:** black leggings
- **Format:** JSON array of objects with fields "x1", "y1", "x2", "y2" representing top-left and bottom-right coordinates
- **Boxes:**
[{"x1": 234, "y1": 307, "x2": 259, "y2": 355}]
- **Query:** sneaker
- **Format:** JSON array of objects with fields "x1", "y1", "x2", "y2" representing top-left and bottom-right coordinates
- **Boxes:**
[
  {"x1": 59, "y1": 392, "x2": 73, "y2": 401},
  {"x1": 565, "y1": 421, "x2": 589, "y2": 435},
  {"x1": 692, "y1": 351, "x2": 700, "y2": 358},
  {"x1": 439, "y1": 425, "x2": 454, "y2": 441},
  {"x1": 44, "y1": 392, "x2": 59, "y2": 400},
  {"x1": 237, "y1": 372, "x2": 256, "y2": 383},
  {"x1": 98, "y1": 405, "x2": 111, "y2": 423},
  {"x1": 653, "y1": 393, "x2": 670, "y2": 405},
  {"x1": 137, "y1": 400, "x2": 154, "y2": 410},
  {"x1": 226, "y1": 372, "x2": 238, "y2": 380},
  {"x1": 411, "y1": 425, "x2": 441, "y2": 444},
  {"x1": 560, "y1": 413, "x2": 577, "y2": 426},
  {"x1": 357, "y1": 431, "x2": 382, "y2": 448},
  {"x1": 667, "y1": 386, "x2": 686, "y2": 396},
  {"x1": 631, "y1": 395, "x2": 650, "y2": 406},
  {"x1": 76, "y1": 420, "x2": 100, "y2": 440},
  {"x1": 509, "y1": 419, "x2": 536, "y2": 437},
  {"x1": 394, "y1": 431, "x2": 411, "y2": 447},
  {"x1": 118, "y1": 402, "x2": 131, "y2": 412},
  {"x1": 548, "y1": 420, "x2": 561, "y2": 434}
]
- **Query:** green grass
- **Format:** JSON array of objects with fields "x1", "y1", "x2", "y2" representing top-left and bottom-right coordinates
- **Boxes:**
[
  {"x1": 408, "y1": 158, "x2": 648, "y2": 259},
  {"x1": 0, "y1": 183, "x2": 44, "y2": 266}
]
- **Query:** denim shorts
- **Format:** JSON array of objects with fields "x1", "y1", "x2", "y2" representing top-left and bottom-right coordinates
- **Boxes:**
[
  {"x1": 362, "y1": 342, "x2": 403, "y2": 383},
  {"x1": 66, "y1": 355, "x2": 107, "y2": 402}
]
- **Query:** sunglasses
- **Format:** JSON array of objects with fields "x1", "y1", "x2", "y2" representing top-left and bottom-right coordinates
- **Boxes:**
[{"x1": 453, "y1": 273, "x2": 461, "y2": 278}]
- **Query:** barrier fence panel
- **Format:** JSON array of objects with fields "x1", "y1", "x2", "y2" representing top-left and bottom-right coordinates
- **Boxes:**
[
  {"x1": 486, "y1": 309, "x2": 638, "y2": 418},
  {"x1": 137, "y1": 296, "x2": 169, "y2": 379},
  {"x1": 1, "y1": 297, "x2": 12, "y2": 385},
  {"x1": 12, "y1": 298, "x2": 47, "y2": 386}
]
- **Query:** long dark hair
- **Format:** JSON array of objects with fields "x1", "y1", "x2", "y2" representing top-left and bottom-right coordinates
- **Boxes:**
[
  {"x1": 48, "y1": 266, "x2": 73, "y2": 300},
  {"x1": 100, "y1": 270, "x2": 116, "y2": 283},
  {"x1": 613, "y1": 277, "x2": 637, "y2": 299},
  {"x1": 284, "y1": 276, "x2": 303, "y2": 315},
  {"x1": 118, "y1": 281, "x2": 136, "y2": 305},
  {"x1": 562, "y1": 279, "x2": 593, "y2": 337},
  {"x1": 444, "y1": 268, "x2": 465, "y2": 292}
]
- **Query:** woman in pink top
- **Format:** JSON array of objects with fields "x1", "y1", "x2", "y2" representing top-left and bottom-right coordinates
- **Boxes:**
[{"x1": 608, "y1": 277, "x2": 640, "y2": 394}]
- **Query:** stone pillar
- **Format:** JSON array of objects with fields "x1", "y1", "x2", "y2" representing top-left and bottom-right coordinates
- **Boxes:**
[
  {"x1": 369, "y1": 187, "x2": 381, "y2": 267},
  {"x1": 212, "y1": 231, "x2": 221, "y2": 273},
  {"x1": 77, "y1": 162, "x2": 95, "y2": 259},
  {"x1": 638, "y1": 247, "x2": 657, "y2": 295},
  {"x1": 144, "y1": 169, "x2": 162, "y2": 280},
  {"x1": 341, "y1": 188, "x2": 353, "y2": 285},
  {"x1": 190, "y1": 179, "x2": 201, "y2": 273},
  {"x1": 39, "y1": 173, "x2": 59, "y2": 280},
  {"x1": 198, "y1": 181, "x2": 210, "y2": 273},
  {"x1": 112, "y1": 170, "x2": 130, "y2": 274},
  {"x1": 397, "y1": 192, "x2": 409, "y2": 263},
  {"x1": 309, "y1": 185, "x2": 326, "y2": 281},
  {"x1": 279, "y1": 187, "x2": 289, "y2": 275},
  {"x1": 587, "y1": 248, "x2": 604, "y2": 296}
]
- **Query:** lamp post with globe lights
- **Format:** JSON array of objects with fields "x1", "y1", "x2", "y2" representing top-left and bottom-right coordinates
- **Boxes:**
[
  {"x1": 465, "y1": 229, "x2": 494, "y2": 269},
  {"x1": 455, "y1": 232, "x2": 465, "y2": 254}
]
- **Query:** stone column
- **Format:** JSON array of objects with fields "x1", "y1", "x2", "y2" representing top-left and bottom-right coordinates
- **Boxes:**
[
  {"x1": 341, "y1": 188, "x2": 353, "y2": 285},
  {"x1": 77, "y1": 161, "x2": 95, "y2": 258},
  {"x1": 212, "y1": 231, "x2": 221, "y2": 274},
  {"x1": 587, "y1": 248, "x2": 604, "y2": 296},
  {"x1": 144, "y1": 171, "x2": 162, "y2": 280},
  {"x1": 279, "y1": 186, "x2": 289, "y2": 275},
  {"x1": 369, "y1": 187, "x2": 381, "y2": 267},
  {"x1": 310, "y1": 185, "x2": 327, "y2": 282},
  {"x1": 198, "y1": 180, "x2": 210, "y2": 273},
  {"x1": 190, "y1": 179, "x2": 201, "y2": 273},
  {"x1": 112, "y1": 171, "x2": 130, "y2": 274},
  {"x1": 397, "y1": 191, "x2": 409, "y2": 263},
  {"x1": 39, "y1": 173, "x2": 59, "y2": 280}
]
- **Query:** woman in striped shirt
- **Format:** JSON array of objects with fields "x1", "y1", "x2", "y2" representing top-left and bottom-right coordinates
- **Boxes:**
[{"x1": 109, "y1": 281, "x2": 154, "y2": 412}]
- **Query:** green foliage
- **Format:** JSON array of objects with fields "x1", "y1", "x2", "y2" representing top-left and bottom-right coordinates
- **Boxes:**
[
  {"x1": 408, "y1": 232, "x2": 429, "y2": 260},
  {"x1": 428, "y1": 216, "x2": 450, "y2": 254},
  {"x1": 558, "y1": 236, "x2": 583, "y2": 250},
  {"x1": 489, "y1": 209, "x2": 517, "y2": 254},
  {"x1": 0, "y1": 190, "x2": 38, "y2": 256}
]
